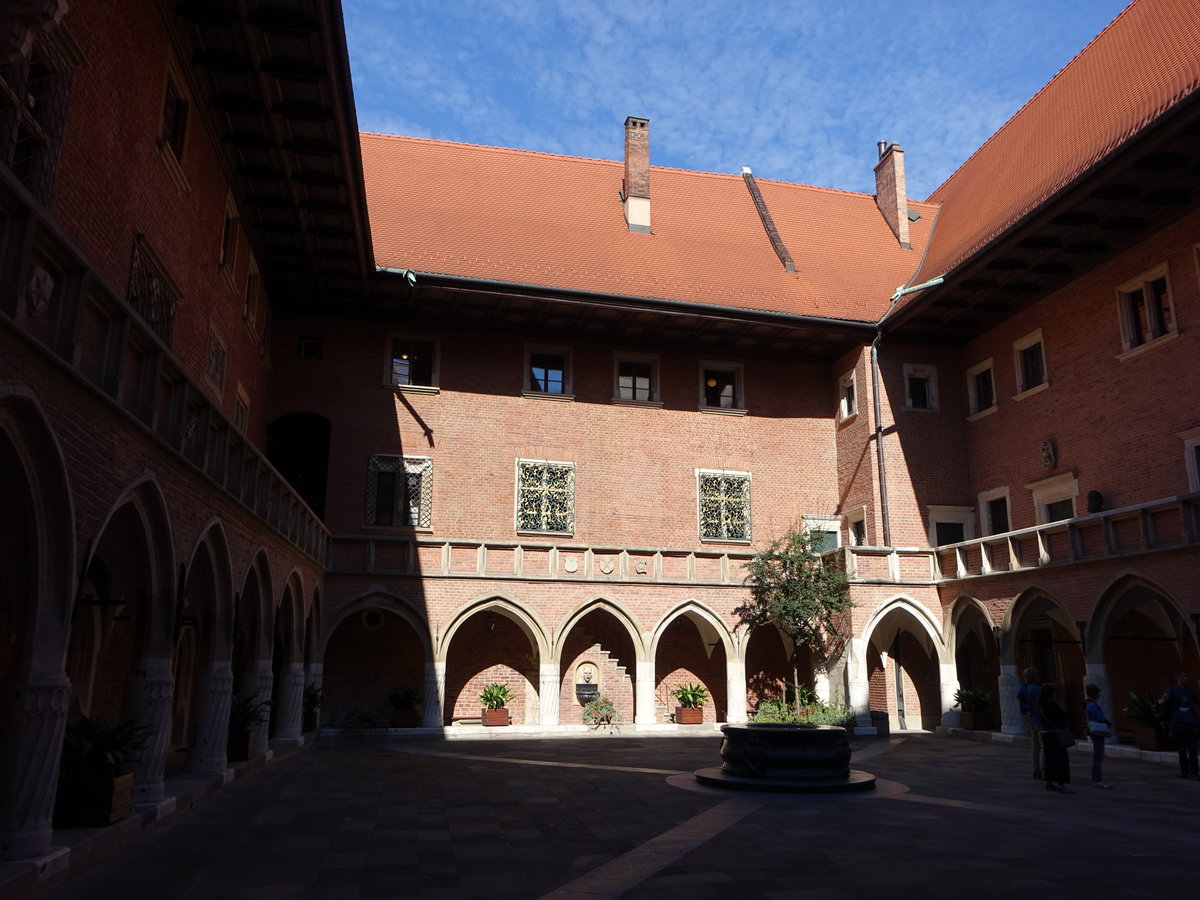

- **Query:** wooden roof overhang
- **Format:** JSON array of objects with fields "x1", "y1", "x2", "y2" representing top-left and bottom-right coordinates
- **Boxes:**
[
  {"x1": 885, "y1": 89, "x2": 1200, "y2": 343},
  {"x1": 369, "y1": 271, "x2": 878, "y2": 362},
  {"x1": 165, "y1": 0, "x2": 372, "y2": 309}
]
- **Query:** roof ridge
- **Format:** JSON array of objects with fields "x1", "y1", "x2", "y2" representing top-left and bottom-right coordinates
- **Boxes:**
[{"x1": 926, "y1": 0, "x2": 1140, "y2": 202}]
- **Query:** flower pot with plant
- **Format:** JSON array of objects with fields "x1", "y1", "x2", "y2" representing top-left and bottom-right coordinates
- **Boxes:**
[
  {"x1": 228, "y1": 694, "x2": 271, "y2": 761},
  {"x1": 302, "y1": 683, "x2": 323, "y2": 733},
  {"x1": 953, "y1": 686, "x2": 994, "y2": 730},
  {"x1": 581, "y1": 696, "x2": 616, "y2": 728},
  {"x1": 388, "y1": 684, "x2": 423, "y2": 727},
  {"x1": 54, "y1": 715, "x2": 154, "y2": 827},
  {"x1": 479, "y1": 682, "x2": 512, "y2": 726},
  {"x1": 672, "y1": 682, "x2": 709, "y2": 725},
  {"x1": 1124, "y1": 690, "x2": 1170, "y2": 750}
]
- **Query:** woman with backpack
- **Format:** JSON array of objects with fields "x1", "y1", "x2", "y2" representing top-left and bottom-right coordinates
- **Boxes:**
[{"x1": 1160, "y1": 672, "x2": 1199, "y2": 780}]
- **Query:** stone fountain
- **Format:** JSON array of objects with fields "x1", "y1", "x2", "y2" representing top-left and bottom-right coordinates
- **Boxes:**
[{"x1": 694, "y1": 723, "x2": 875, "y2": 793}]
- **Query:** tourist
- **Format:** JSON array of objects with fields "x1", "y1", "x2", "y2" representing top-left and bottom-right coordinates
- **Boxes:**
[
  {"x1": 1038, "y1": 683, "x2": 1071, "y2": 793},
  {"x1": 1084, "y1": 683, "x2": 1112, "y2": 788},
  {"x1": 1160, "y1": 672, "x2": 1199, "y2": 779},
  {"x1": 1017, "y1": 667, "x2": 1042, "y2": 779}
]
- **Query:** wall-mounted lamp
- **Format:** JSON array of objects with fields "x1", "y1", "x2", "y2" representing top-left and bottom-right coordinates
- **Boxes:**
[{"x1": 484, "y1": 613, "x2": 496, "y2": 633}]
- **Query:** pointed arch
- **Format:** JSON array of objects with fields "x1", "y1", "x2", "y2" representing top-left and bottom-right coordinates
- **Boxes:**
[
  {"x1": 1090, "y1": 570, "x2": 1195, "y2": 661},
  {"x1": 648, "y1": 600, "x2": 734, "y2": 661},
  {"x1": 439, "y1": 593, "x2": 550, "y2": 662},
  {"x1": 321, "y1": 591, "x2": 433, "y2": 662},
  {"x1": 555, "y1": 597, "x2": 647, "y2": 662},
  {"x1": 861, "y1": 595, "x2": 947, "y2": 663}
]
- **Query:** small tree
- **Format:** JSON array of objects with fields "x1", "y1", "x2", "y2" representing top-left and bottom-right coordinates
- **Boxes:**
[{"x1": 736, "y1": 523, "x2": 853, "y2": 696}]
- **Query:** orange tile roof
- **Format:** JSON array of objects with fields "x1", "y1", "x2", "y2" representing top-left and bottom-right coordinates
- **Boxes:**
[
  {"x1": 915, "y1": 0, "x2": 1200, "y2": 283},
  {"x1": 362, "y1": 133, "x2": 936, "y2": 324}
]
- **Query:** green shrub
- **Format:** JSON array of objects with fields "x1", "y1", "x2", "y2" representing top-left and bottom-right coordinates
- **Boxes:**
[
  {"x1": 478, "y1": 682, "x2": 512, "y2": 709},
  {"x1": 671, "y1": 683, "x2": 710, "y2": 708},
  {"x1": 340, "y1": 704, "x2": 388, "y2": 729}
]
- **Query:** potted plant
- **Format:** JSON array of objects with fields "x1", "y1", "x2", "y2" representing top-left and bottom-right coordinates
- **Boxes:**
[
  {"x1": 479, "y1": 682, "x2": 512, "y2": 726},
  {"x1": 302, "y1": 683, "x2": 323, "y2": 733},
  {"x1": 388, "y1": 685, "x2": 423, "y2": 728},
  {"x1": 581, "y1": 696, "x2": 616, "y2": 728},
  {"x1": 228, "y1": 694, "x2": 270, "y2": 761},
  {"x1": 953, "y1": 687, "x2": 993, "y2": 730},
  {"x1": 1124, "y1": 690, "x2": 1170, "y2": 751},
  {"x1": 672, "y1": 682, "x2": 709, "y2": 724},
  {"x1": 54, "y1": 715, "x2": 154, "y2": 827}
]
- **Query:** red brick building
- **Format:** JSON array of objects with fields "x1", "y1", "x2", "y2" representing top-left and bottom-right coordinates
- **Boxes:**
[{"x1": 1, "y1": 0, "x2": 1198, "y2": 868}]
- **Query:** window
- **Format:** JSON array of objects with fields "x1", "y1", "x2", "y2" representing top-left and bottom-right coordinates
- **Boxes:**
[
  {"x1": 1183, "y1": 427, "x2": 1200, "y2": 492},
  {"x1": 526, "y1": 349, "x2": 570, "y2": 396},
  {"x1": 389, "y1": 336, "x2": 436, "y2": 388},
  {"x1": 846, "y1": 507, "x2": 867, "y2": 546},
  {"x1": 243, "y1": 258, "x2": 261, "y2": 338},
  {"x1": 700, "y1": 363, "x2": 744, "y2": 411},
  {"x1": 365, "y1": 456, "x2": 432, "y2": 527},
  {"x1": 966, "y1": 359, "x2": 995, "y2": 418},
  {"x1": 127, "y1": 235, "x2": 179, "y2": 345},
  {"x1": 803, "y1": 515, "x2": 841, "y2": 553},
  {"x1": 205, "y1": 327, "x2": 227, "y2": 396},
  {"x1": 1117, "y1": 266, "x2": 1176, "y2": 352},
  {"x1": 980, "y1": 490, "x2": 1010, "y2": 535},
  {"x1": 298, "y1": 337, "x2": 323, "y2": 360},
  {"x1": 838, "y1": 370, "x2": 856, "y2": 420},
  {"x1": 927, "y1": 506, "x2": 974, "y2": 547},
  {"x1": 698, "y1": 470, "x2": 750, "y2": 541},
  {"x1": 233, "y1": 386, "x2": 249, "y2": 433},
  {"x1": 615, "y1": 354, "x2": 659, "y2": 404},
  {"x1": 1013, "y1": 329, "x2": 1047, "y2": 397},
  {"x1": 157, "y1": 63, "x2": 190, "y2": 191},
  {"x1": 219, "y1": 194, "x2": 238, "y2": 289},
  {"x1": 516, "y1": 460, "x2": 575, "y2": 533},
  {"x1": 903, "y1": 364, "x2": 938, "y2": 410},
  {"x1": 1026, "y1": 473, "x2": 1078, "y2": 525}
]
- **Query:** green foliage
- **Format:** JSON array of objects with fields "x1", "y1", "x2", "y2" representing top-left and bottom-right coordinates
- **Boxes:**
[
  {"x1": 60, "y1": 716, "x2": 155, "y2": 783},
  {"x1": 749, "y1": 699, "x2": 798, "y2": 724},
  {"x1": 953, "y1": 687, "x2": 992, "y2": 714},
  {"x1": 737, "y1": 523, "x2": 853, "y2": 671},
  {"x1": 750, "y1": 698, "x2": 855, "y2": 727},
  {"x1": 303, "y1": 683, "x2": 323, "y2": 713},
  {"x1": 388, "y1": 685, "x2": 422, "y2": 711},
  {"x1": 581, "y1": 696, "x2": 617, "y2": 726},
  {"x1": 1124, "y1": 691, "x2": 1169, "y2": 732},
  {"x1": 340, "y1": 704, "x2": 388, "y2": 729},
  {"x1": 671, "y1": 683, "x2": 710, "y2": 708},
  {"x1": 478, "y1": 682, "x2": 513, "y2": 709},
  {"x1": 790, "y1": 683, "x2": 820, "y2": 706},
  {"x1": 229, "y1": 694, "x2": 271, "y2": 732}
]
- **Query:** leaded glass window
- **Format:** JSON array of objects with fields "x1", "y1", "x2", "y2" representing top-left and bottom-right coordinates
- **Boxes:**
[
  {"x1": 698, "y1": 471, "x2": 750, "y2": 541},
  {"x1": 127, "y1": 236, "x2": 179, "y2": 345},
  {"x1": 516, "y1": 461, "x2": 574, "y2": 533},
  {"x1": 365, "y1": 456, "x2": 432, "y2": 527}
]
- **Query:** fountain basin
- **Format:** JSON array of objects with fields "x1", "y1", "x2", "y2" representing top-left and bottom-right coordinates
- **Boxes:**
[{"x1": 694, "y1": 723, "x2": 875, "y2": 793}]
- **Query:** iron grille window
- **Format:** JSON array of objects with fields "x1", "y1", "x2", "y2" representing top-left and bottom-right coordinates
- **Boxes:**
[
  {"x1": 127, "y1": 237, "x2": 179, "y2": 345},
  {"x1": 0, "y1": 27, "x2": 79, "y2": 204},
  {"x1": 698, "y1": 472, "x2": 750, "y2": 541},
  {"x1": 365, "y1": 456, "x2": 432, "y2": 527},
  {"x1": 516, "y1": 461, "x2": 574, "y2": 533}
]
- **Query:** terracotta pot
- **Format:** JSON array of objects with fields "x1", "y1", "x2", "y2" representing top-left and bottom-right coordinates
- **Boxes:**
[
  {"x1": 1131, "y1": 723, "x2": 1169, "y2": 751},
  {"x1": 53, "y1": 772, "x2": 135, "y2": 827},
  {"x1": 482, "y1": 708, "x2": 510, "y2": 726},
  {"x1": 959, "y1": 711, "x2": 993, "y2": 731},
  {"x1": 676, "y1": 707, "x2": 704, "y2": 725}
]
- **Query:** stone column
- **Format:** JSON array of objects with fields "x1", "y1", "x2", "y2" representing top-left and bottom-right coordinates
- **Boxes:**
[
  {"x1": 270, "y1": 663, "x2": 305, "y2": 748},
  {"x1": 187, "y1": 661, "x2": 233, "y2": 774},
  {"x1": 998, "y1": 666, "x2": 1022, "y2": 734},
  {"x1": 253, "y1": 661, "x2": 273, "y2": 757},
  {"x1": 1084, "y1": 663, "x2": 1113, "y2": 743},
  {"x1": 422, "y1": 660, "x2": 445, "y2": 728},
  {"x1": 539, "y1": 664, "x2": 560, "y2": 727},
  {"x1": 0, "y1": 672, "x2": 70, "y2": 861},
  {"x1": 635, "y1": 659, "x2": 656, "y2": 725},
  {"x1": 940, "y1": 663, "x2": 961, "y2": 728},
  {"x1": 846, "y1": 638, "x2": 877, "y2": 735},
  {"x1": 130, "y1": 657, "x2": 174, "y2": 805},
  {"x1": 725, "y1": 656, "x2": 747, "y2": 724}
]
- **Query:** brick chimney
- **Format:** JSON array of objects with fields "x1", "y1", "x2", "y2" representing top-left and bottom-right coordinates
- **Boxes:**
[
  {"x1": 874, "y1": 141, "x2": 910, "y2": 249},
  {"x1": 622, "y1": 116, "x2": 650, "y2": 234}
]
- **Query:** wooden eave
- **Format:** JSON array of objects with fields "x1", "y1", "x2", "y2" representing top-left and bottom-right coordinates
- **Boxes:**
[
  {"x1": 166, "y1": 0, "x2": 373, "y2": 309},
  {"x1": 885, "y1": 89, "x2": 1200, "y2": 344}
]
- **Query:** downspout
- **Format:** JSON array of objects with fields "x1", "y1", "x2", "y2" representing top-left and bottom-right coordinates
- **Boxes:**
[{"x1": 872, "y1": 204, "x2": 944, "y2": 548}]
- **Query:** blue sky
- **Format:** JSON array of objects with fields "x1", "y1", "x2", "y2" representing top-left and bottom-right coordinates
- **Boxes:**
[{"x1": 344, "y1": 0, "x2": 1131, "y2": 200}]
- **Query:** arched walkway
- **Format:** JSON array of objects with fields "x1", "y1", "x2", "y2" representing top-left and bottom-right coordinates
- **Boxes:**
[
  {"x1": 650, "y1": 604, "x2": 733, "y2": 725},
  {"x1": 862, "y1": 599, "x2": 946, "y2": 732},
  {"x1": 556, "y1": 600, "x2": 641, "y2": 726}
]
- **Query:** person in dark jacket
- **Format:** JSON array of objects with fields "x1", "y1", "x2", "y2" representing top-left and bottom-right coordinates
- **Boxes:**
[
  {"x1": 1160, "y1": 672, "x2": 1199, "y2": 780},
  {"x1": 1038, "y1": 683, "x2": 1072, "y2": 793}
]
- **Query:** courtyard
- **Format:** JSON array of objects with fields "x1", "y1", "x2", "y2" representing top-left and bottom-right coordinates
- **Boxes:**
[{"x1": 10, "y1": 731, "x2": 1197, "y2": 899}]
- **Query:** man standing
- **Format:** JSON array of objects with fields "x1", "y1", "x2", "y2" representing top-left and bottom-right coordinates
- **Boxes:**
[
  {"x1": 1017, "y1": 667, "x2": 1042, "y2": 779},
  {"x1": 1160, "y1": 672, "x2": 1199, "y2": 779}
]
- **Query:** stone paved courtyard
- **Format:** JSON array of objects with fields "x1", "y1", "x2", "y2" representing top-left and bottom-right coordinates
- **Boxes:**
[{"x1": 9, "y1": 732, "x2": 1199, "y2": 899}]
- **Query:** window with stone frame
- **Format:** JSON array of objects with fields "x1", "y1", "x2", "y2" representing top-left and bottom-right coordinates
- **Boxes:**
[
  {"x1": 966, "y1": 358, "x2": 996, "y2": 417},
  {"x1": 365, "y1": 455, "x2": 432, "y2": 528},
  {"x1": 838, "y1": 370, "x2": 857, "y2": 419},
  {"x1": 0, "y1": 24, "x2": 81, "y2": 205},
  {"x1": 127, "y1": 235, "x2": 180, "y2": 345},
  {"x1": 1117, "y1": 265, "x2": 1176, "y2": 352},
  {"x1": 525, "y1": 347, "x2": 571, "y2": 396},
  {"x1": 698, "y1": 470, "x2": 751, "y2": 541},
  {"x1": 516, "y1": 460, "x2": 575, "y2": 534},
  {"x1": 1013, "y1": 329, "x2": 1047, "y2": 396},
  {"x1": 903, "y1": 364, "x2": 939, "y2": 410},
  {"x1": 389, "y1": 336, "x2": 437, "y2": 387},
  {"x1": 700, "y1": 363, "x2": 743, "y2": 410},
  {"x1": 205, "y1": 327, "x2": 227, "y2": 396}
]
